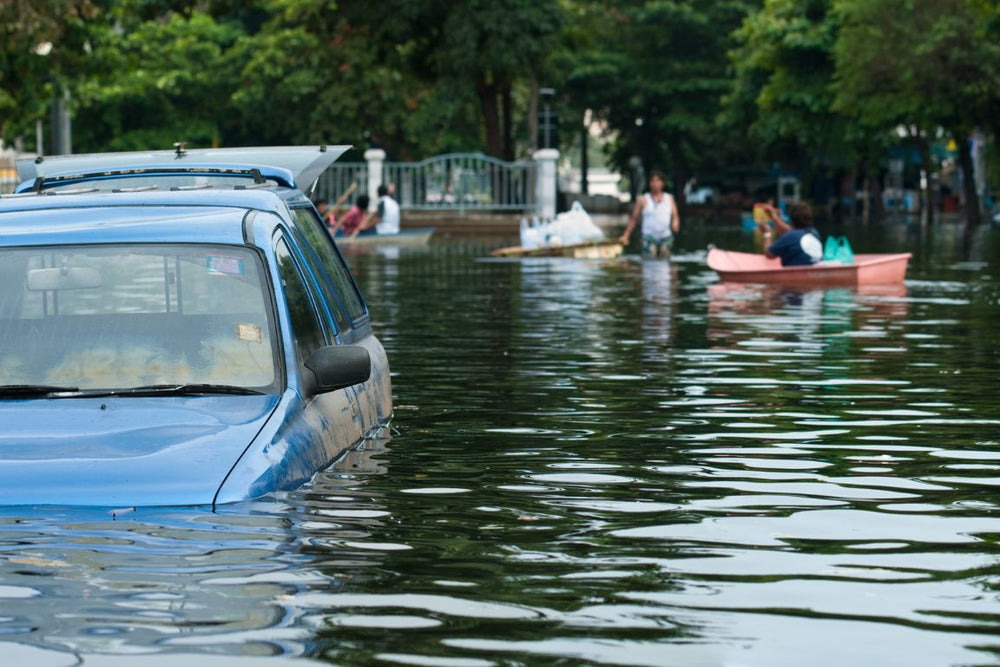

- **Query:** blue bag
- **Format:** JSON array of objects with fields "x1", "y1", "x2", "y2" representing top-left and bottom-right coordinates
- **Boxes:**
[{"x1": 823, "y1": 236, "x2": 854, "y2": 264}]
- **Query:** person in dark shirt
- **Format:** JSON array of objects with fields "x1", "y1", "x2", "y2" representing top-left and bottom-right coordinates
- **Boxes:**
[{"x1": 756, "y1": 201, "x2": 823, "y2": 266}]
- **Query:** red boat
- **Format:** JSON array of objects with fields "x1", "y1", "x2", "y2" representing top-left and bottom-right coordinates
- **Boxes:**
[{"x1": 707, "y1": 248, "x2": 911, "y2": 286}]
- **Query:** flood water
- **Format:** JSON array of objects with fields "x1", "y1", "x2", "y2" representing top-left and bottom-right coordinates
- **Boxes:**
[{"x1": 2, "y1": 217, "x2": 1000, "y2": 666}]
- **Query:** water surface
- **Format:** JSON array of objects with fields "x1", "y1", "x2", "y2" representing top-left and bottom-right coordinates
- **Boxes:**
[{"x1": 2, "y1": 218, "x2": 999, "y2": 666}]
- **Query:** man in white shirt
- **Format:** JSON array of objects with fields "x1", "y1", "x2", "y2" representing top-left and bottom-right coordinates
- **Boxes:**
[
  {"x1": 354, "y1": 184, "x2": 400, "y2": 236},
  {"x1": 619, "y1": 171, "x2": 680, "y2": 257}
]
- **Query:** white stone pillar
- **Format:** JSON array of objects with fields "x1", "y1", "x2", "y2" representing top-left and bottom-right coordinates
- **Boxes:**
[
  {"x1": 533, "y1": 148, "x2": 559, "y2": 219},
  {"x1": 364, "y1": 148, "x2": 385, "y2": 211}
]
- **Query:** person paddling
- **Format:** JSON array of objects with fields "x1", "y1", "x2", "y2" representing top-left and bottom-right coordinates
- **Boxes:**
[
  {"x1": 331, "y1": 194, "x2": 370, "y2": 237},
  {"x1": 756, "y1": 201, "x2": 823, "y2": 266},
  {"x1": 324, "y1": 181, "x2": 358, "y2": 228},
  {"x1": 352, "y1": 184, "x2": 400, "y2": 238}
]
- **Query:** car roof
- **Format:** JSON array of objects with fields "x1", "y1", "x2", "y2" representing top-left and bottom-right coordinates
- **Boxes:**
[
  {"x1": 0, "y1": 146, "x2": 346, "y2": 246},
  {"x1": 15, "y1": 145, "x2": 350, "y2": 193},
  {"x1": 0, "y1": 189, "x2": 297, "y2": 246}
]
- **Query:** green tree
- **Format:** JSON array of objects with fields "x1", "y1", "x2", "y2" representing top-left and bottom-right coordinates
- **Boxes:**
[
  {"x1": 74, "y1": 8, "x2": 240, "y2": 151},
  {"x1": 562, "y1": 0, "x2": 754, "y2": 197},
  {"x1": 833, "y1": 0, "x2": 1000, "y2": 224},
  {"x1": 337, "y1": 0, "x2": 564, "y2": 160},
  {"x1": 0, "y1": 1, "x2": 100, "y2": 149},
  {"x1": 725, "y1": 0, "x2": 857, "y2": 175}
]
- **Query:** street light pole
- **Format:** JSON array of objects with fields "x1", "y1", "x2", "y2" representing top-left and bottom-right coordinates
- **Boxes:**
[
  {"x1": 50, "y1": 86, "x2": 72, "y2": 155},
  {"x1": 540, "y1": 88, "x2": 555, "y2": 149}
]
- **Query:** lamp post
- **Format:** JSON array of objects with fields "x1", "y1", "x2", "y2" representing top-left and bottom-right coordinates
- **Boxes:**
[
  {"x1": 581, "y1": 109, "x2": 590, "y2": 196},
  {"x1": 629, "y1": 156, "x2": 644, "y2": 204},
  {"x1": 539, "y1": 88, "x2": 556, "y2": 149},
  {"x1": 50, "y1": 86, "x2": 72, "y2": 155},
  {"x1": 534, "y1": 87, "x2": 559, "y2": 220}
]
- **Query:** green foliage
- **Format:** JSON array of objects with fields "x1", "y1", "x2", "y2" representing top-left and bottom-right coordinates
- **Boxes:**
[
  {"x1": 725, "y1": 0, "x2": 1000, "y2": 193},
  {"x1": 726, "y1": 0, "x2": 850, "y2": 157},
  {"x1": 560, "y1": 1, "x2": 755, "y2": 183},
  {"x1": 74, "y1": 11, "x2": 240, "y2": 151},
  {"x1": 828, "y1": 0, "x2": 1000, "y2": 219},
  {"x1": 0, "y1": 0, "x2": 997, "y2": 205},
  {"x1": 342, "y1": 0, "x2": 565, "y2": 159},
  {"x1": 0, "y1": 1, "x2": 100, "y2": 143},
  {"x1": 833, "y1": 0, "x2": 1000, "y2": 134}
]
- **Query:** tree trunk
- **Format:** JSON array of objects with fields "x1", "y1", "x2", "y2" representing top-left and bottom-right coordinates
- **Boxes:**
[
  {"x1": 476, "y1": 73, "x2": 502, "y2": 159},
  {"x1": 500, "y1": 74, "x2": 514, "y2": 162},
  {"x1": 527, "y1": 77, "x2": 539, "y2": 154},
  {"x1": 668, "y1": 134, "x2": 686, "y2": 202},
  {"x1": 956, "y1": 132, "x2": 982, "y2": 226}
]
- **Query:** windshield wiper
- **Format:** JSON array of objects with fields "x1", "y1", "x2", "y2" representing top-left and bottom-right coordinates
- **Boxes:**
[
  {"x1": 84, "y1": 383, "x2": 267, "y2": 397},
  {"x1": 0, "y1": 384, "x2": 81, "y2": 398},
  {"x1": 0, "y1": 383, "x2": 267, "y2": 399}
]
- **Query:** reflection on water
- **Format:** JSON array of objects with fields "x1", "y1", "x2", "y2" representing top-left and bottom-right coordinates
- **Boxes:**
[
  {"x1": 3, "y1": 222, "x2": 1000, "y2": 665},
  {"x1": 0, "y1": 437, "x2": 391, "y2": 665}
]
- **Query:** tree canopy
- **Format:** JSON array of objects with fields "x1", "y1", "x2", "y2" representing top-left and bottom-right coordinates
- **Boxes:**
[
  {"x1": 1, "y1": 0, "x2": 998, "y2": 214},
  {"x1": 560, "y1": 1, "x2": 753, "y2": 186}
]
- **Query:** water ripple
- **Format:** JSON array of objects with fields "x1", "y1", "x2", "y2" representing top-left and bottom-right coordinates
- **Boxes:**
[{"x1": 3, "y1": 239, "x2": 1000, "y2": 664}]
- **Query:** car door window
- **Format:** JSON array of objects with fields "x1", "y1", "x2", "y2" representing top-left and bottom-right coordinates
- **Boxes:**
[
  {"x1": 274, "y1": 236, "x2": 325, "y2": 374},
  {"x1": 291, "y1": 208, "x2": 368, "y2": 324},
  {"x1": 287, "y1": 217, "x2": 348, "y2": 339}
]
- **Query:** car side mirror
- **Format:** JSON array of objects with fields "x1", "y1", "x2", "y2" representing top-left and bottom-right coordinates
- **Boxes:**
[{"x1": 303, "y1": 345, "x2": 371, "y2": 395}]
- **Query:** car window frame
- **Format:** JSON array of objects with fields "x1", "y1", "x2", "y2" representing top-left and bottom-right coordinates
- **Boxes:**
[
  {"x1": 272, "y1": 230, "x2": 329, "y2": 386},
  {"x1": 285, "y1": 216, "x2": 350, "y2": 342},
  {"x1": 289, "y1": 205, "x2": 370, "y2": 330}
]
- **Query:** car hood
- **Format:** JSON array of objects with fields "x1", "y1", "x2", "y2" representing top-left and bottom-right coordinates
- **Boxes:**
[{"x1": 0, "y1": 395, "x2": 280, "y2": 507}]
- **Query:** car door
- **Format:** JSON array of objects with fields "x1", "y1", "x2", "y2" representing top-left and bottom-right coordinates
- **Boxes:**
[
  {"x1": 288, "y1": 207, "x2": 391, "y2": 430},
  {"x1": 269, "y1": 232, "x2": 366, "y2": 483}
]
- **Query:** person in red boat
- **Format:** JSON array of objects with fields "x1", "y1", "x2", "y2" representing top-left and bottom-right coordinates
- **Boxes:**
[{"x1": 756, "y1": 201, "x2": 823, "y2": 266}]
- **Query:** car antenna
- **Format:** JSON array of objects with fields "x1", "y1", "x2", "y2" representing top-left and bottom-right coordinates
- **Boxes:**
[{"x1": 173, "y1": 142, "x2": 187, "y2": 158}]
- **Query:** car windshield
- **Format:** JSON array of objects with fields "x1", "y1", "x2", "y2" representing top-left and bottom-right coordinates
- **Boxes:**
[{"x1": 0, "y1": 244, "x2": 279, "y2": 394}]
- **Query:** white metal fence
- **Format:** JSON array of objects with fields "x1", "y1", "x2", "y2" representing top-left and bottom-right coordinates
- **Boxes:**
[
  {"x1": 312, "y1": 161, "x2": 367, "y2": 205},
  {"x1": 314, "y1": 152, "x2": 536, "y2": 212}
]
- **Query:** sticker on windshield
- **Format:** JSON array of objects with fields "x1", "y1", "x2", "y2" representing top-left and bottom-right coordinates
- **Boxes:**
[
  {"x1": 237, "y1": 323, "x2": 263, "y2": 344},
  {"x1": 207, "y1": 255, "x2": 245, "y2": 276}
]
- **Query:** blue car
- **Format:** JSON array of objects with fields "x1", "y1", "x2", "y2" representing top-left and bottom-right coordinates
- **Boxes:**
[{"x1": 0, "y1": 146, "x2": 392, "y2": 507}]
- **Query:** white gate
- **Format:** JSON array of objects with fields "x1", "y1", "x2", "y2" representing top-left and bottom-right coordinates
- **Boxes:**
[{"x1": 315, "y1": 152, "x2": 536, "y2": 212}]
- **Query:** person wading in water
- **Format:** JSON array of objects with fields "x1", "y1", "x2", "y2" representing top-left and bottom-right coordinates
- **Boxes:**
[{"x1": 619, "y1": 170, "x2": 681, "y2": 257}]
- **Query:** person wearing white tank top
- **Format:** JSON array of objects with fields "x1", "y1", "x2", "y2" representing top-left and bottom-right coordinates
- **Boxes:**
[{"x1": 619, "y1": 171, "x2": 681, "y2": 257}]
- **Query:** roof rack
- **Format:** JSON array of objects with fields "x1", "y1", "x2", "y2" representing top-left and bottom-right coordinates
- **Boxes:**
[
  {"x1": 30, "y1": 166, "x2": 272, "y2": 193},
  {"x1": 169, "y1": 184, "x2": 213, "y2": 191},
  {"x1": 111, "y1": 185, "x2": 159, "y2": 193},
  {"x1": 0, "y1": 191, "x2": 43, "y2": 199},
  {"x1": 39, "y1": 187, "x2": 100, "y2": 196}
]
